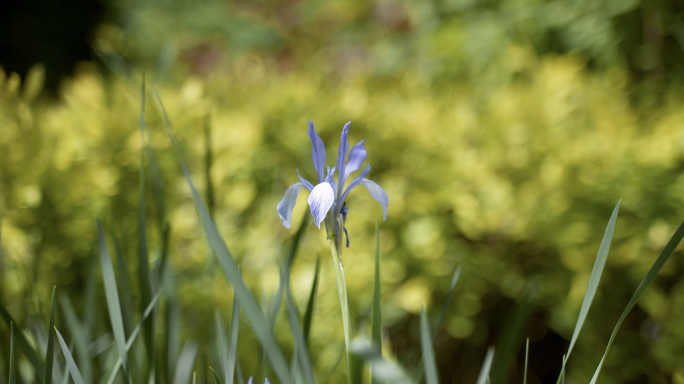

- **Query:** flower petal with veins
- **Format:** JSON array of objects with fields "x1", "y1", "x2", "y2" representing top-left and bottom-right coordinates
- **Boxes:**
[{"x1": 308, "y1": 182, "x2": 335, "y2": 228}]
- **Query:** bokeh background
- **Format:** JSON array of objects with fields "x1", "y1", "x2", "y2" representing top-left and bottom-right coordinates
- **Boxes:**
[{"x1": 3, "y1": 0, "x2": 684, "y2": 383}]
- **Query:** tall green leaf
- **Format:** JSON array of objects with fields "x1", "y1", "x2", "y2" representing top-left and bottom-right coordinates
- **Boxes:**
[
  {"x1": 138, "y1": 76, "x2": 155, "y2": 373},
  {"x1": 111, "y1": 228, "x2": 134, "y2": 337},
  {"x1": 590, "y1": 217, "x2": 684, "y2": 383},
  {"x1": 556, "y1": 201, "x2": 620, "y2": 383},
  {"x1": 285, "y1": 283, "x2": 316, "y2": 384},
  {"x1": 302, "y1": 255, "x2": 320, "y2": 347},
  {"x1": 57, "y1": 294, "x2": 92, "y2": 384},
  {"x1": 350, "y1": 339, "x2": 414, "y2": 384},
  {"x1": 154, "y1": 91, "x2": 292, "y2": 384},
  {"x1": 490, "y1": 286, "x2": 534, "y2": 384},
  {"x1": 209, "y1": 367, "x2": 224, "y2": 384},
  {"x1": 216, "y1": 313, "x2": 229, "y2": 384},
  {"x1": 9, "y1": 322, "x2": 16, "y2": 384},
  {"x1": 173, "y1": 341, "x2": 199, "y2": 384},
  {"x1": 97, "y1": 220, "x2": 131, "y2": 384},
  {"x1": 435, "y1": 266, "x2": 461, "y2": 337},
  {"x1": 0, "y1": 301, "x2": 46, "y2": 383},
  {"x1": 227, "y1": 294, "x2": 240, "y2": 384},
  {"x1": 105, "y1": 290, "x2": 163, "y2": 384},
  {"x1": 420, "y1": 308, "x2": 438, "y2": 384},
  {"x1": 55, "y1": 327, "x2": 85, "y2": 384},
  {"x1": 45, "y1": 287, "x2": 56, "y2": 384},
  {"x1": 371, "y1": 225, "x2": 382, "y2": 348},
  {"x1": 523, "y1": 339, "x2": 529, "y2": 384},
  {"x1": 475, "y1": 347, "x2": 495, "y2": 384}
]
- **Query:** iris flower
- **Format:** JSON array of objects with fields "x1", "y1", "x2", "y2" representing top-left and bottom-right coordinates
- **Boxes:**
[
  {"x1": 246, "y1": 378, "x2": 269, "y2": 384},
  {"x1": 277, "y1": 121, "x2": 388, "y2": 249}
]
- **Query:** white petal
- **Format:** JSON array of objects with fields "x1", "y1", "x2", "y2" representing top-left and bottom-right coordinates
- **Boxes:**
[{"x1": 307, "y1": 182, "x2": 335, "y2": 229}]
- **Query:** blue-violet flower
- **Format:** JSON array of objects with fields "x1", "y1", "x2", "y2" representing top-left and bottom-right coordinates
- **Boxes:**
[{"x1": 277, "y1": 121, "x2": 388, "y2": 248}]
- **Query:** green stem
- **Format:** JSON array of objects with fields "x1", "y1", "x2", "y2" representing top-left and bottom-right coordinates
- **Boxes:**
[{"x1": 329, "y1": 238, "x2": 352, "y2": 381}]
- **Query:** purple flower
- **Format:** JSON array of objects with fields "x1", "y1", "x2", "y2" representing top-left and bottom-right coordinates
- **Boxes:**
[
  {"x1": 246, "y1": 378, "x2": 269, "y2": 384},
  {"x1": 277, "y1": 121, "x2": 389, "y2": 247}
]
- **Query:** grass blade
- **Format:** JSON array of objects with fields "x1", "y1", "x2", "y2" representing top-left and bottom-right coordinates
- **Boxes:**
[
  {"x1": 285, "y1": 283, "x2": 316, "y2": 384},
  {"x1": 210, "y1": 367, "x2": 224, "y2": 384},
  {"x1": 0, "y1": 302, "x2": 46, "y2": 382},
  {"x1": 371, "y1": 225, "x2": 382, "y2": 384},
  {"x1": 490, "y1": 287, "x2": 534, "y2": 384},
  {"x1": 302, "y1": 255, "x2": 320, "y2": 347},
  {"x1": 97, "y1": 220, "x2": 131, "y2": 383},
  {"x1": 523, "y1": 339, "x2": 529, "y2": 384},
  {"x1": 105, "y1": 289, "x2": 162, "y2": 384},
  {"x1": 55, "y1": 327, "x2": 85, "y2": 384},
  {"x1": 227, "y1": 293, "x2": 240, "y2": 384},
  {"x1": 371, "y1": 225, "x2": 381, "y2": 348},
  {"x1": 590, "y1": 216, "x2": 684, "y2": 383},
  {"x1": 138, "y1": 77, "x2": 155, "y2": 374},
  {"x1": 173, "y1": 341, "x2": 199, "y2": 384},
  {"x1": 420, "y1": 308, "x2": 438, "y2": 384},
  {"x1": 9, "y1": 322, "x2": 16, "y2": 384},
  {"x1": 58, "y1": 294, "x2": 92, "y2": 384},
  {"x1": 111, "y1": 228, "x2": 134, "y2": 337},
  {"x1": 476, "y1": 347, "x2": 495, "y2": 384},
  {"x1": 154, "y1": 91, "x2": 292, "y2": 384},
  {"x1": 556, "y1": 201, "x2": 620, "y2": 383},
  {"x1": 45, "y1": 287, "x2": 56, "y2": 384},
  {"x1": 435, "y1": 266, "x2": 461, "y2": 337},
  {"x1": 329, "y1": 240, "x2": 358, "y2": 383},
  {"x1": 216, "y1": 313, "x2": 229, "y2": 384},
  {"x1": 350, "y1": 339, "x2": 414, "y2": 384}
]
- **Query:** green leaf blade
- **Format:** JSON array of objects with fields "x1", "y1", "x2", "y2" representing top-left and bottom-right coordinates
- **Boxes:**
[
  {"x1": 45, "y1": 287, "x2": 56, "y2": 384},
  {"x1": 55, "y1": 327, "x2": 85, "y2": 384},
  {"x1": 155, "y1": 91, "x2": 292, "y2": 384},
  {"x1": 420, "y1": 308, "x2": 438, "y2": 384}
]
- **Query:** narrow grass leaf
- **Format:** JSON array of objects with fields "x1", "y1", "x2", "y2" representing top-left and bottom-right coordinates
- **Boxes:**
[
  {"x1": 490, "y1": 287, "x2": 534, "y2": 384},
  {"x1": 420, "y1": 308, "x2": 438, "y2": 384},
  {"x1": 155, "y1": 92, "x2": 292, "y2": 384},
  {"x1": 105, "y1": 290, "x2": 163, "y2": 384},
  {"x1": 590, "y1": 217, "x2": 684, "y2": 384},
  {"x1": 302, "y1": 255, "x2": 320, "y2": 347},
  {"x1": 0, "y1": 302, "x2": 46, "y2": 382},
  {"x1": 227, "y1": 293, "x2": 240, "y2": 384},
  {"x1": 523, "y1": 339, "x2": 529, "y2": 384},
  {"x1": 286, "y1": 211, "x2": 309, "y2": 269},
  {"x1": 210, "y1": 367, "x2": 224, "y2": 384},
  {"x1": 111, "y1": 228, "x2": 134, "y2": 337},
  {"x1": 286, "y1": 285, "x2": 316, "y2": 384},
  {"x1": 216, "y1": 313, "x2": 229, "y2": 384},
  {"x1": 173, "y1": 341, "x2": 199, "y2": 384},
  {"x1": 55, "y1": 327, "x2": 85, "y2": 384},
  {"x1": 435, "y1": 266, "x2": 461, "y2": 337},
  {"x1": 45, "y1": 287, "x2": 56, "y2": 384},
  {"x1": 350, "y1": 339, "x2": 414, "y2": 384},
  {"x1": 138, "y1": 78, "x2": 155, "y2": 372},
  {"x1": 58, "y1": 294, "x2": 93, "y2": 384},
  {"x1": 97, "y1": 220, "x2": 131, "y2": 383},
  {"x1": 555, "y1": 202, "x2": 620, "y2": 383},
  {"x1": 476, "y1": 347, "x2": 495, "y2": 384},
  {"x1": 9, "y1": 322, "x2": 15, "y2": 384},
  {"x1": 371, "y1": 225, "x2": 381, "y2": 348},
  {"x1": 329, "y1": 241, "x2": 358, "y2": 383}
]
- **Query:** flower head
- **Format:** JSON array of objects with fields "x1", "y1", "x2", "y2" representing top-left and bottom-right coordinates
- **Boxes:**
[{"x1": 277, "y1": 121, "x2": 389, "y2": 247}]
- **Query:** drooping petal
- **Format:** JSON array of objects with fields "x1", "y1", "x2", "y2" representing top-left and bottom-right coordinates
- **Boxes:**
[
  {"x1": 344, "y1": 139, "x2": 367, "y2": 179},
  {"x1": 339, "y1": 164, "x2": 371, "y2": 205},
  {"x1": 307, "y1": 182, "x2": 335, "y2": 229},
  {"x1": 247, "y1": 378, "x2": 253, "y2": 384},
  {"x1": 276, "y1": 182, "x2": 304, "y2": 229},
  {"x1": 264, "y1": 379, "x2": 270, "y2": 384},
  {"x1": 336, "y1": 121, "x2": 351, "y2": 193},
  {"x1": 296, "y1": 169, "x2": 314, "y2": 191},
  {"x1": 361, "y1": 178, "x2": 389, "y2": 220},
  {"x1": 308, "y1": 121, "x2": 326, "y2": 182}
]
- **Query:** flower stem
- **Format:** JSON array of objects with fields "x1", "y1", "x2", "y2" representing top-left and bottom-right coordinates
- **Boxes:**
[{"x1": 329, "y1": 238, "x2": 354, "y2": 382}]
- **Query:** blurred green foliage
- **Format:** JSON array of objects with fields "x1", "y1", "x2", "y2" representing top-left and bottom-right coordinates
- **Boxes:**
[{"x1": 2, "y1": 0, "x2": 684, "y2": 383}]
